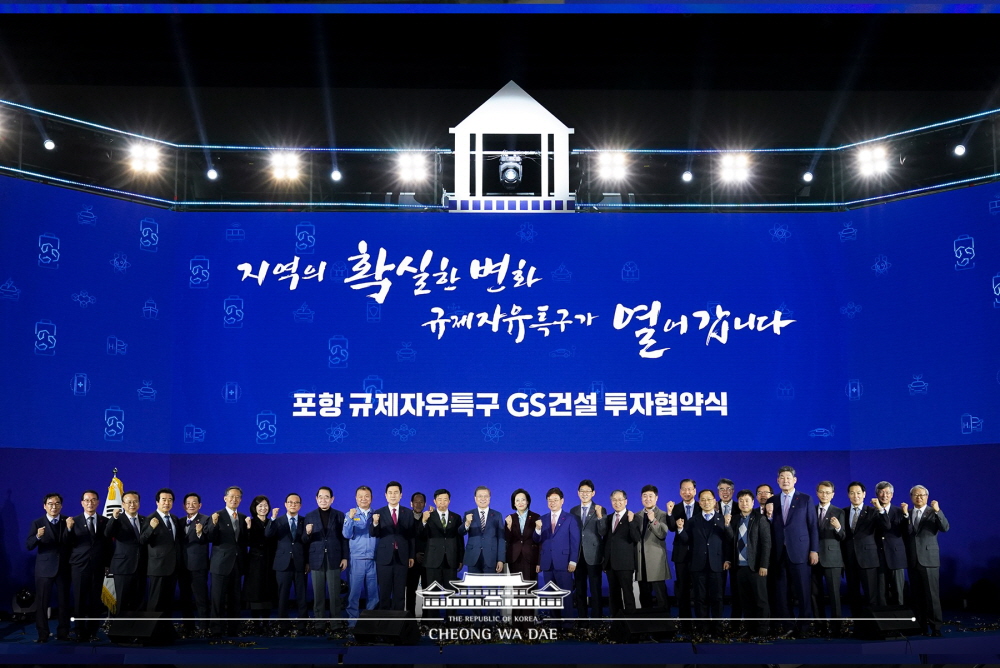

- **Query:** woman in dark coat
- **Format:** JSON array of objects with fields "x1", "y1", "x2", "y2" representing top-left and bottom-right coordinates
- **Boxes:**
[
  {"x1": 242, "y1": 495, "x2": 277, "y2": 630},
  {"x1": 504, "y1": 488, "x2": 541, "y2": 581}
]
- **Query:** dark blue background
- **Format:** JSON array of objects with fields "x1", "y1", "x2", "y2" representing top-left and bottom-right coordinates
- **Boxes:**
[{"x1": 1, "y1": 176, "x2": 998, "y2": 604}]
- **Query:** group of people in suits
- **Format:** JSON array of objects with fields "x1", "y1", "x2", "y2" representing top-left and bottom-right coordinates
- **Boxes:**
[{"x1": 25, "y1": 467, "x2": 949, "y2": 643}]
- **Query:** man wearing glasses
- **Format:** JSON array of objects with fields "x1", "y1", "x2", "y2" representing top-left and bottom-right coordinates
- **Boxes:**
[
  {"x1": 25, "y1": 493, "x2": 71, "y2": 642},
  {"x1": 903, "y1": 486, "x2": 949, "y2": 636},
  {"x1": 104, "y1": 490, "x2": 147, "y2": 614}
]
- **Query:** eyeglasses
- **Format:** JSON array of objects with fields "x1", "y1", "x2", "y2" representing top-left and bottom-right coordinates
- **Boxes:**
[{"x1": 45, "y1": 501, "x2": 62, "y2": 506}]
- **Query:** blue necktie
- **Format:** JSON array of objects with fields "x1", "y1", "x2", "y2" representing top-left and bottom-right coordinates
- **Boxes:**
[{"x1": 290, "y1": 516, "x2": 297, "y2": 541}]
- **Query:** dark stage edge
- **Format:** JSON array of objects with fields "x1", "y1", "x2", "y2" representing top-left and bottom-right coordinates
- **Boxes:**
[{"x1": 2, "y1": 626, "x2": 1000, "y2": 665}]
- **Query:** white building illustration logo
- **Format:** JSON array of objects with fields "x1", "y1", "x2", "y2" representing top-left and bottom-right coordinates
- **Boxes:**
[{"x1": 418, "y1": 572, "x2": 571, "y2": 610}]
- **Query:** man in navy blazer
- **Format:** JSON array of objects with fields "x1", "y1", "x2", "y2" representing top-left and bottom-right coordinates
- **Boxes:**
[
  {"x1": 422, "y1": 489, "x2": 465, "y2": 590},
  {"x1": 767, "y1": 466, "x2": 819, "y2": 635},
  {"x1": 677, "y1": 489, "x2": 732, "y2": 634},
  {"x1": 139, "y1": 488, "x2": 183, "y2": 614},
  {"x1": 26, "y1": 493, "x2": 72, "y2": 642},
  {"x1": 369, "y1": 481, "x2": 415, "y2": 610},
  {"x1": 302, "y1": 486, "x2": 349, "y2": 629},
  {"x1": 842, "y1": 481, "x2": 880, "y2": 610},
  {"x1": 104, "y1": 490, "x2": 147, "y2": 615},
  {"x1": 266, "y1": 493, "x2": 310, "y2": 632},
  {"x1": 874, "y1": 481, "x2": 907, "y2": 606},
  {"x1": 459, "y1": 486, "x2": 506, "y2": 574},
  {"x1": 178, "y1": 493, "x2": 210, "y2": 635},
  {"x1": 66, "y1": 490, "x2": 111, "y2": 641},
  {"x1": 534, "y1": 488, "x2": 580, "y2": 617}
]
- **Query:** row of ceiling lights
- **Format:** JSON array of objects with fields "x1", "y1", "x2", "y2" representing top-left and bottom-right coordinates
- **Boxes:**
[{"x1": 30, "y1": 138, "x2": 972, "y2": 184}]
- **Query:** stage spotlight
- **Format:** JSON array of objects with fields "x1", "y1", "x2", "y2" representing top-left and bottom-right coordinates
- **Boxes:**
[
  {"x1": 398, "y1": 153, "x2": 427, "y2": 182},
  {"x1": 682, "y1": 170, "x2": 693, "y2": 183},
  {"x1": 271, "y1": 152, "x2": 300, "y2": 180},
  {"x1": 499, "y1": 152, "x2": 522, "y2": 190},
  {"x1": 331, "y1": 169, "x2": 342, "y2": 182},
  {"x1": 719, "y1": 153, "x2": 749, "y2": 182},
  {"x1": 802, "y1": 171, "x2": 814, "y2": 183},
  {"x1": 43, "y1": 139, "x2": 55, "y2": 151},
  {"x1": 598, "y1": 152, "x2": 627, "y2": 180},
  {"x1": 857, "y1": 145, "x2": 888, "y2": 176},
  {"x1": 130, "y1": 144, "x2": 160, "y2": 173},
  {"x1": 953, "y1": 144, "x2": 966, "y2": 157},
  {"x1": 206, "y1": 168, "x2": 218, "y2": 181}
]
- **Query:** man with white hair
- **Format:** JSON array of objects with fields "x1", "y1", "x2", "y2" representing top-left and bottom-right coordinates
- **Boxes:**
[{"x1": 903, "y1": 485, "x2": 949, "y2": 636}]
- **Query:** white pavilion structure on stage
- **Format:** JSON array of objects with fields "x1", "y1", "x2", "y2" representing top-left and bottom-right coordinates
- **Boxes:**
[{"x1": 449, "y1": 81, "x2": 575, "y2": 213}]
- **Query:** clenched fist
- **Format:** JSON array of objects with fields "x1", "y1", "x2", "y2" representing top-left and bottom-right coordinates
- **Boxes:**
[
  {"x1": 627, "y1": 511, "x2": 634, "y2": 522},
  {"x1": 348, "y1": 508, "x2": 357, "y2": 519},
  {"x1": 150, "y1": 517, "x2": 160, "y2": 529},
  {"x1": 271, "y1": 508, "x2": 280, "y2": 520},
  {"x1": 675, "y1": 518, "x2": 685, "y2": 531},
  {"x1": 65, "y1": 517, "x2": 75, "y2": 530},
  {"x1": 211, "y1": 512, "x2": 220, "y2": 524},
  {"x1": 665, "y1": 501, "x2": 675, "y2": 514},
  {"x1": 535, "y1": 519, "x2": 543, "y2": 531},
  {"x1": 305, "y1": 524, "x2": 313, "y2": 535},
  {"x1": 594, "y1": 504, "x2": 604, "y2": 519},
  {"x1": 465, "y1": 514, "x2": 473, "y2": 528},
  {"x1": 372, "y1": 513, "x2": 381, "y2": 526},
  {"x1": 505, "y1": 515, "x2": 512, "y2": 530}
]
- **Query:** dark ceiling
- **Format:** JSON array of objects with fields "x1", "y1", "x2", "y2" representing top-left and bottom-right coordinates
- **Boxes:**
[{"x1": 1, "y1": 12, "x2": 999, "y2": 150}]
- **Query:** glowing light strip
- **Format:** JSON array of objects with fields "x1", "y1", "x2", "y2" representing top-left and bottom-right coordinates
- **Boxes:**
[
  {"x1": 174, "y1": 201, "x2": 446, "y2": 208},
  {"x1": 3, "y1": 97, "x2": 997, "y2": 155},
  {"x1": 578, "y1": 171, "x2": 1000, "y2": 209},
  {"x1": 0, "y1": 165, "x2": 174, "y2": 205},
  {"x1": 841, "y1": 171, "x2": 1000, "y2": 206},
  {"x1": 0, "y1": 166, "x2": 445, "y2": 209}
]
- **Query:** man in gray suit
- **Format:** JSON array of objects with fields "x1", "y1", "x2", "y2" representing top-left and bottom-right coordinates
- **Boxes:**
[
  {"x1": 811, "y1": 481, "x2": 845, "y2": 636},
  {"x1": 904, "y1": 485, "x2": 949, "y2": 636},
  {"x1": 635, "y1": 484, "x2": 671, "y2": 611},
  {"x1": 570, "y1": 479, "x2": 605, "y2": 619}
]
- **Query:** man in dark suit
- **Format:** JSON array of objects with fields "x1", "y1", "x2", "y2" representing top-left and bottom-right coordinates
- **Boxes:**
[
  {"x1": 422, "y1": 488, "x2": 464, "y2": 617},
  {"x1": 369, "y1": 481, "x2": 415, "y2": 610},
  {"x1": 730, "y1": 489, "x2": 770, "y2": 636},
  {"x1": 603, "y1": 490, "x2": 641, "y2": 616},
  {"x1": 842, "y1": 481, "x2": 880, "y2": 611},
  {"x1": 139, "y1": 487, "x2": 182, "y2": 614},
  {"x1": 874, "y1": 481, "x2": 907, "y2": 606},
  {"x1": 570, "y1": 479, "x2": 605, "y2": 619},
  {"x1": 811, "y1": 481, "x2": 845, "y2": 636},
  {"x1": 767, "y1": 466, "x2": 819, "y2": 635},
  {"x1": 104, "y1": 490, "x2": 146, "y2": 615},
  {"x1": 534, "y1": 488, "x2": 580, "y2": 618},
  {"x1": 25, "y1": 493, "x2": 71, "y2": 642},
  {"x1": 302, "y1": 486, "x2": 349, "y2": 631},
  {"x1": 459, "y1": 486, "x2": 506, "y2": 574},
  {"x1": 406, "y1": 492, "x2": 428, "y2": 614},
  {"x1": 635, "y1": 484, "x2": 671, "y2": 611},
  {"x1": 667, "y1": 478, "x2": 697, "y2": 627},
  {"x1": 904, "y1": 485, "x2": 949, "y2": 636},
  {"x1": 178, "y1": 493, "x2": 210, "y2": 635},
  {"x1": 677, "y1": 489, "x2": 732, "y2": 635},
  {"x1": 205, "y1": 485, "x2": 247, "y2": 636},
  {"x1": 66, "y1": 490, "x2": 111, "y2": 641},
  {"x1": 266, "y1": 493, "x2": 309, "y2": 632}
]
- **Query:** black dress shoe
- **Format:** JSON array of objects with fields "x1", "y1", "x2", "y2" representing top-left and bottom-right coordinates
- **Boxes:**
[
  {"x1": 34, "y1": 637, "x2": 49, "y2": 643},
  {"x1": 931, "y1": 629, "x2": 942, "y2": 637}
]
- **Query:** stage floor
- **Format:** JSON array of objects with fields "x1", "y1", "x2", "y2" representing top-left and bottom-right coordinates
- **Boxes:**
[{"x1": 2, "y1": 615, "x2": 999, "y2": 665}]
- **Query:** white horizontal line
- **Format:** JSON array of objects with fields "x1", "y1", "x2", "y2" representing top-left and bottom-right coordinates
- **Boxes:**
[{"x1": 74, "y1": 616, "x2": 916, "y2": 623}]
